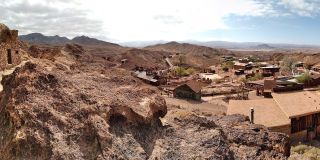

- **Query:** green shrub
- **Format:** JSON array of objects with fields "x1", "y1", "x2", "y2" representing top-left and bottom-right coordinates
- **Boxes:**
[
  {"x1": 239, "y1": 77, "x2": 248, "y2": 83},
  {"x1": 248, "y1": 73, "x2": 263, "y2": 81},
  {"x1": 214, "y1": 78, "x2": 223, "y2": 84},
  {"x1": 304, "y1": 147, "x2": 320, "y2": 160},
  {"x1": 221, "y1": 61, "x2": 234, "y2": 69},
  {"x1": 291, "y1": 145, "x2": 310, "y2": 154},
  {"x1": 174, "y1": 67, "x2": 194, "y2": 77},
  {"x1": 296, "y1": 72, "x2": 311, "y2": 83}
]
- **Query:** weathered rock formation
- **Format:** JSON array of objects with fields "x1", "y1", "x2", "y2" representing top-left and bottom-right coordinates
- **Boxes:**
[{"x1": 0, "y1": 39, "x2": 290, "y2": 159}]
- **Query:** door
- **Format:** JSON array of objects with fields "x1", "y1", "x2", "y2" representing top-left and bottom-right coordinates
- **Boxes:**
[{"x1": 7, "y1": 49, "x2": 12, "y2": 64}]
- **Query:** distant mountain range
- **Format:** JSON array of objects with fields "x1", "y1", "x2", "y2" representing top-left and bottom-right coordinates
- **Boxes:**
[
  {"x1": 19, "y1": 33, "x2": 320, "y2": 50},
  {"x1": 122, "y1": 40, "x2": 320, "y2": 50},
  {"x1": 19, "y1": 33, "x2": 119, "y2": 46}
]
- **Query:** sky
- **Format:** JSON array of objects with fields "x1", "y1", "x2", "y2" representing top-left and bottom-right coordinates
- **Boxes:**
[{"x1": 1, "y1": 0, "x2": 320, "y2": 44}]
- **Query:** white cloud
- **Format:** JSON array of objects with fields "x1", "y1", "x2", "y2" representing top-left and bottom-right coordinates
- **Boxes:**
[
  {"x1": 280, "y1": 0, "x2": 320, "y2": 16},
  {"x1": 75, "y1": 0, "x2": 276, "y2": 41},
  {"x1": 1, "y1": 0, "x2": 319, "y2": 42}
]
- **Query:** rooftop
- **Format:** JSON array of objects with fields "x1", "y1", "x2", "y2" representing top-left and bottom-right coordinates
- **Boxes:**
[
  {"x1": 228, "y1": 91, "x2": 320, "y2": 128},
  {"x1": 134, "y1": 71, "x2": 158, "y2": 83},
  {"x1": 273, "y1": 91, "x2": 320, "y2": 118},
  {"x1": 175, "y1": 80, "x2": 204, "y2": 93},
  {"x1": 260, "y1": 65, "x2": 280, "y2": 69},
  {"x1": 228, "y1": 99, "x2": 290, "y2": 127}
]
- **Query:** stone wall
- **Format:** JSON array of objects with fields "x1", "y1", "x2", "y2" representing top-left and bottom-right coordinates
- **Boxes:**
[
  {"x1": 0, "y1": 42, "x2": 21, "y2": 71},
  {"x1": 269, "y1": 124, "x2": 291, "y2": 135}
]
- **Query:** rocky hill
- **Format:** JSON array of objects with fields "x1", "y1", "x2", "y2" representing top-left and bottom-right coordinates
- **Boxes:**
[
  {"x1": 145, "y1": 41, "x2": 231, "y2": 56},
  {"x1": 118, "y1": 48, "x2": 172, "y2": 70},
  {"x1": 145, "y1": 42, "x2": 228, "y2": 68},
  {"x1": 71, "y1": 36, "x2": 120, "y2": 46},
  {"x1": 0, "y1": 44, "x2": 291, "y2": 159}
]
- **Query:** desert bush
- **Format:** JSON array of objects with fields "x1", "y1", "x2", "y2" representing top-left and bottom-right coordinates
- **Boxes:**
[
  {"x1": 248, "y1": 73, "x2": 263, "y2": 81},
  {"x1": 303, "y1": 147, "x2": 320, "y2": 160},
  {"x1": 296, "y1": 72, "x2": 311, "y2": 83},
  {"x1": 291, "y1": 145, "x2": 310, "y2": 154},
  {"x1": 239, "y1": 77, "x2": 248, "y2": 83},
  {"x1": 291, "y1": 145, "x2": 320, "y2": 160},
  {"x1": 221, "y1": 61, "x2": 234, "y2": 69},
  {"x1": 281, "y1": 56, "x2": 297, "y2": 74},
  {"x1": 214, "y1": 78, "x2": 223, "y2": 84},
  {"x1": 174, "y1": 67, "x2": 194, "y2": 77}
]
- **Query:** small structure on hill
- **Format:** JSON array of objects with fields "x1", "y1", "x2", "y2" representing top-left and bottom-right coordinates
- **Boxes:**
[
  {"x1": 234, "y1": 62, "x2": 252, "y2": 70},
  {"x1": 294, "y1": 61, "x2": 304, "y2": 68},
  {"x1": 260, "y1": 65, "x2": 280, "y2": 77},
  {"x1": 132, "y1": 67, "x2": 167, "y2": 86},
  {"x1": 304, "y1": 74, "x2": 320, "y2": 87},
  {"x1": 222, "y1": 56, "x2": 234, "y2": 62},
  {"x1": 173, "y1": 80, "x2": 203, "y2": 101},
  {"x1": 263, "y1": 78, "x2": 276, "y2": 97},
  {"x1": 203, "y1": 66, "x2": 216, "y2": 74},
  {"x1": 312, "y1": 65, "x2": 320, "y2": 72},
  {"x1": 0, "y1": 23, "x2": 21, "y2": 71},
  {"x1": 199, "y1": 73, "x2": 221, "y2": 82},
  {"x1": 246, "y1": 77, "x2": 303, "y2": 96},
  {"x1": 121, "y1": 59, "x2": 128, "y2": 64}
]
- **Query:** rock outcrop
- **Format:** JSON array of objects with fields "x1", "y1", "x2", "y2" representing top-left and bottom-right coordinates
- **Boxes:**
[{"x1": 0, "y1": 47, "x2": 290, "y2": 159}]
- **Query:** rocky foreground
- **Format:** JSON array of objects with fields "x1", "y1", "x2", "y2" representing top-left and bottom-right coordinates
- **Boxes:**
[{"x1": 0, "y1": 45, "x2": 290, "y2": 159}]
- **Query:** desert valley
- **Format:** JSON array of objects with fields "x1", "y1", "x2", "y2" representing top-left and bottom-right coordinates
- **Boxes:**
[{"x1": 1, "y1": 22, "x2": 320, "y2": 159}]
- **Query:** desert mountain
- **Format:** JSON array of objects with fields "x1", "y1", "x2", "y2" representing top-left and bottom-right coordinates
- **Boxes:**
[
  {"x1": 123, "y1": 40, "x2": 320, "y2": 49},
  {"x1": 72, "y1": 36, "x2": 120, "y2": 46},
  {"x1": 19, "y1": 33, "x2": 70, "y2": 45},
  {"x1": 19, "y1": 33, "x2": 120, "y2": 46}
]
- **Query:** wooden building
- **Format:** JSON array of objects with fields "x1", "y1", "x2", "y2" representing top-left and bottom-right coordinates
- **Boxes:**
[
  {"x1": 260, "y1": 65, "x2": 280, "y2": 77},
  {"x1": 263, "y1": 78, "x2": 276, "y2": 97},
  {"x1": 234, "y1": 62, "x2": 252, "y2": 70},
  {"x1": 304, "y1": 74, "x2": 320, "y2": 87},
  {"x1": 228, "y1": 91, "x2": 320, "y2": 141},
  {"x1": 173, "y1": 80, "x2": 203, "y2": 101}
]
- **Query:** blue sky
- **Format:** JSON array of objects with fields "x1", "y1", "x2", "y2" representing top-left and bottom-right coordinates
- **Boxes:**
[
  {"x1": 1, "y1": 0, "x2": 320, "y2": 44},
  {"x1": 201, "y1": 15, "x2": 320, "y2": 45}
]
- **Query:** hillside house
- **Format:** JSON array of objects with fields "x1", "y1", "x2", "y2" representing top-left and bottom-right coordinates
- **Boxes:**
[
  {"x1": 173, "y1": 80, "x2": 203, "y2": 101},
  {"x1": 222, "y1": 56, "x2": 234, "y2": 62},
  {"x1": 312, "y1": 65, "x2": 320, "y2": 72},
  {"x1": 260, "y1": 65, "x2": 280, "y2": 77},
  {"x1": 228, "y1": 91, "x2": 320, "y2": 141},
  {"x1": 0, "y1": 24, "x2": 21, "y2": 71},
  {"x1": 234, "y1": 62, "x2": 252, "y2": 70}
]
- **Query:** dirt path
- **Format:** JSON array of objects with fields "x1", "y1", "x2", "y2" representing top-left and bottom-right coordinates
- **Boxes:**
[
  {"x1": 0, "y1": 61, "x2": 28, "y2": 92},
  {"x1": 165, "y1": 97, "x2": 227, "y2": 115}
]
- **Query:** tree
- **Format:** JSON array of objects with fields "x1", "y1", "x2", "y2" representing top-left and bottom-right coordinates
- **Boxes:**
[
  {"x1": 281, "y1": 56, "x2": 297, "y2": 75},
  {"x1": 174, "y1": 67, "x2": 194, "y2": 77},
  {"x1": 303, "y1": 56, "x2": 313, "y2": 70},
  {"x1": 178, "y1": 55, "x2": 186, "y2": 66}
]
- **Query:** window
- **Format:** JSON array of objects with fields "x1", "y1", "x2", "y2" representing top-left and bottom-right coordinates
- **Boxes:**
[{"x1": 7, "y1": 49, "x2": 12, "y2": 64}]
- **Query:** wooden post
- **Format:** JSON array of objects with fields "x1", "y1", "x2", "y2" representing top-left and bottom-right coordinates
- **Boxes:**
[{"x1": 250, "y1": 108, "x2": 254, "y2": 124}]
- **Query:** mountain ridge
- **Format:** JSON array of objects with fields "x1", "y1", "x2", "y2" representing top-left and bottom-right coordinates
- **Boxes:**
[{"x1": 19, "y1": 33, "x2": 120, "y2": 46}]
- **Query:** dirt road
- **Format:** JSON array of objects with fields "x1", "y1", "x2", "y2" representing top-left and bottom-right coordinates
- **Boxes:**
[{"x1": 165, "y1": 97, "x2": 227, "y2": 115}]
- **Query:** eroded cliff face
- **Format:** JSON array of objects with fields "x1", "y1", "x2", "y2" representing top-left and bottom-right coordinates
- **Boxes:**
[{"x1": 0, "y1": 50, "x2": 290, "y2": 159}]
